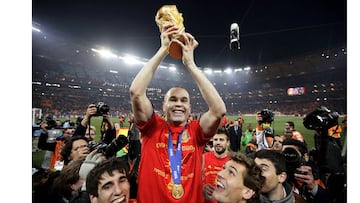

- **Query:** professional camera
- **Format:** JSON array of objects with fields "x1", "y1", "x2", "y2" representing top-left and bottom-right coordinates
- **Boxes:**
[
  {"x1": 230, "y1": 23, "x2": 240, "y2": 50},
  {"x1": 95, "y1": 102, "x2": 110, "y2": 116},
  {"x1": 259, "y1": 109, "x2": 274, "y2": 124},
  {"x1": 89, "y1": 134, "x2": 128, "y2": 158},
  {"x1": 303, "y1": 106, "x2": 339, "y2": 131},
  {"x1": 282, "y1": 147, "x2": 307, "y2": 175},
  {"x1": 263, "y1": 127, "x2": 274, "y2": 138}
]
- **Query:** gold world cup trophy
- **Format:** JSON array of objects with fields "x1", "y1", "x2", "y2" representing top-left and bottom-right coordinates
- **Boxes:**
[{"x1": 155, "y1": 5, "x2": 185, "y2": 60}]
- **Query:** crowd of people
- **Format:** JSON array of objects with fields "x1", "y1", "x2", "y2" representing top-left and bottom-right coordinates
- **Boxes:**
[{"x1": 33, "y1": 20, "x2": 346, "y2": 203}]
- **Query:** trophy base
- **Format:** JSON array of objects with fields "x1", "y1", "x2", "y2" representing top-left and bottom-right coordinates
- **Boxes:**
[{"x1": 169, "y1": 35, "x2": 185, "y2": 60}]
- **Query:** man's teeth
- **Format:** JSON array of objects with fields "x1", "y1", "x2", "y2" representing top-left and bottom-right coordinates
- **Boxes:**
[
  {"x1": 112, "y1": 196, "x2": 125, "y2": 203},
  {"x1": 217, "y1": 182, "x2": 225, "y2": 189}
]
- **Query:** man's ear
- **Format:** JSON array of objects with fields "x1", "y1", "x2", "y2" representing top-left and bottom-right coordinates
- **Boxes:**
[
  {"x1": 242, "y1": 187, "x2": 255, "y2": 200},
  {"x1": 278, "y1": 171, "x2": 287, "y2": 183},
  {"x1": 89, "y1": 194, "x2": 98, "y2": 203}
]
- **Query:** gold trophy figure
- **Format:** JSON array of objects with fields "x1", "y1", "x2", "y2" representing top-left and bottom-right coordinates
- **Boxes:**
[{"x1": 155, "y1": 5, "x2": 185, "y2": 59}]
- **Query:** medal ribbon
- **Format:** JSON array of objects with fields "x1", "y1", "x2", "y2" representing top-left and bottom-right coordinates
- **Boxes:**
[{"x1": 168, "y1": 124, "x2": 186, "y2": 184}]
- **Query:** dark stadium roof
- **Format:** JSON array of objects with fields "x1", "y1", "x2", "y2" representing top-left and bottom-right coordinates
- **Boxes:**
[{"x1": 32, "y1": 0, "x2": 346, "y2": 68}]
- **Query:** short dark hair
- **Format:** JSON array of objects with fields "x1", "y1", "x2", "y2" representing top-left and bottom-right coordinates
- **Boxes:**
[
  {"x1": 229, "y1": 152, "x2": 265, "y2": 203},
  {"x1": 216, "y1": 126, "x2": 229, "y2": 139},
  {"x1": 61, "y1": 136, "x2": 89, "y2": 165},
  {"x1": 254, "y1": 149, "x2": 287, "y2": 175},
  {"x1": 286, "y1": 121, "x2": 295, "y2": 128},
  {"x1": 86, "y1": 157, "x2": 130, "y2": 197}
]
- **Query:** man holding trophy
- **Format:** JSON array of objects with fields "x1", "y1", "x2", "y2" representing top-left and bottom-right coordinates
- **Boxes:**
[{"x1": 129, "y1": 5, "x2": 227, "y2": 203}]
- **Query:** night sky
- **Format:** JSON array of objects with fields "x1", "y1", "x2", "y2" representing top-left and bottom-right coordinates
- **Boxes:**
[{"x1": 32, "y1": 0, "x2": 346, "y2": 68}]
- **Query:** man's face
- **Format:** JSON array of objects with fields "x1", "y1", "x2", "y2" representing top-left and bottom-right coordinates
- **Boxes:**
[
  {"x1": 85, "y1": 129, "x2": 96, "y2": 141},
  {"x1": 70, "y1": 139, "x2": 89, "y2": 161},
  {"x1": 254, "y1": 158, "x2": 284, "y2": 193},
  {"x1": 63, "y1": 128, "x2": 75, "y2": 140},
  {"x1": 284, "y1": 123, "x2": 293, "y2": 131},
  {"x1": 271, "y1": 136, "x2": 283, "y2": 151},
  {"x1": 213, "y1": 160, "x2": 249, "y2": 202},
  {"x1": 163, "y1": 88, "x2": 190, "y2": 125},
  {"x1": 91, "y1": 170, "x2": 130, "y2": 203},
  {"x1": 213, "y1": 134, "x2": 229, "y2": 156}
]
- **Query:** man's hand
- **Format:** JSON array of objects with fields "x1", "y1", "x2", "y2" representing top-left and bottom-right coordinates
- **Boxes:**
[
  {"x1": 85, "y1": 104, "x2": 97, "y2": 118},
  {"x1": 294, "y1": 165, "x2": 316, "y2": 190},
  {"x1": 79, "y1": 150, "x2": 106, "y2": 180},
  {"x1": 203, "y1": 184, "x2": 215, "y2": 200},
  {"x1": 160, "y1": 25, "x2": 179, "y2": 50}
]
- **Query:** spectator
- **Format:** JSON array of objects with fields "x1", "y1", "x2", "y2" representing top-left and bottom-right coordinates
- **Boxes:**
[
  {"x1": 228, "y1": 120, "x2": 242, "y2": 152},
  {"x1": 241, "y1": 123, "x2": 254, "y2": 148},
  {"x1": 129, "y1": 27, "x2": 226, "y2": 202},
  {"x1": 86, "y1": 157, "x2": 135, "y2": 203},
  {"x1": 99, "y1": 113, "x2": 116, "y2": 145},
  {"x1": 254, "y1": 110, "x2": 274, "y2": 150},
  {"x1": 212, "y1": 152, "x2": 264, "y2": 203},
  {"x1": 271, "y1": 134, "x2": 283, "y2": 151},
  {"x1": 281, "y1": 139, "x2": 331, "y2": 202},
  {"x1": 37, "y1": 119, "x2": 64, "y2": 169},
  {"x1": 119, "y1": 115, "x2": 126, "y2": 128},
  {"x1": 61, "y1": 136, "x2": 90, "y2": 166},
  {"x1": 85, "y1": 125, "x2": 96, "y2": 142},
  {"x1": 51, "y1": 159, "x2": 85, "y2": 202},
  {"x1": 253, "y1": 149, "x2": 298, "y2": 203},
  {"x1": 284, "y1": 121, "x2": 305, "y2": 143},
  {"x1": 202, "y1": 127, "x2": 230, "y2": 203}
]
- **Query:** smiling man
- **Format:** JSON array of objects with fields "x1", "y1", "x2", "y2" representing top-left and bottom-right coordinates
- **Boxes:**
[
  {"x1": 212, "y1": 152, "x2": 264, "y2": 203},
  {"x1": 86, "y1": 157, "x2": 132, "y2": 203},
  {"x1": 202, "y1": 127, "x2": 230, "y2": 203},
  {"x1": 129, "y1": 25, "x2": 226, "y2": 202}
]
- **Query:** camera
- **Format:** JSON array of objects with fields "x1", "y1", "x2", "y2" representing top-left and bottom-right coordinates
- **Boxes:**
[
  {"x1": 260, "y1": 109, "x2": 274, "y2": 124},
  {"x1": 89, "y1": 134, "x2": 128, "y2": 158},
  {"x1": 230, "y1": 23, "x2": 240, "y2": 50},
  {"x1": 303, "y1": 106, "x2": 339, "y2": 131},
  {"x1": 263, "y1": 127, "x2": 274, "y2": 138},
  {"x1": 282, "y1": 147, "x2": 307, "y2": 175},
  {"x1": 95, "y1": 102, "x2": 110, "y2": 116}
]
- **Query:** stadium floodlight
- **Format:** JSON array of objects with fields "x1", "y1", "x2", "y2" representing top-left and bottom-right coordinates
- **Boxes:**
[
  {"x1": 244, "y1": 66, "x2": 251, "y2": 71},
  {"x1": 169, "y1": 65, "x2": 177, "y2": 72},
  {"x1": 214, "y1": 70, "x2": 222, "y2": 73},
  {"x1": 204, "y1": 68, "x2": 213, "y2": 75},
  {"x1": 159, "y1": 65, "x2": 168, "y2": 69},
  {"x1": 224, "y1": 68, "x2": 233, "y2": 74},
  {"x1": 91, "y1": 48, "x2": 117, "y2": 58},
  {"x1": 122, "y1": 55, "x2": 139, "y2": 65},
  {"x1": 234, "y1": 68, "x2": 243, "y2": 72}
]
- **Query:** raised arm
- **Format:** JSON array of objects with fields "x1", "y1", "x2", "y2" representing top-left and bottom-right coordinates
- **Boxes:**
[
  {"x1": 173, "y1": 33, "x2": 226, "y2": 137},
  {"x1": 129, "y1": 25, "x2": 179, "y2": 124}
]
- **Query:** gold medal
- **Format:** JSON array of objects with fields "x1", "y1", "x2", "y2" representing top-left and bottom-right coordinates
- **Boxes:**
[{"x1": 171, "y1": 184, "x2": 184, "y2": 199}]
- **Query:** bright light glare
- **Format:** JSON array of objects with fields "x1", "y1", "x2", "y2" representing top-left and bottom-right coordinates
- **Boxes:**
[
  {"x1": 244, "y1": 66, "x2": 251, "y2": 71},
  {"x1": 214, "y1": 70, "x2": 222, "y2": 73},
  {"x1": 204, "y1": 69, "x2": 213, "y2": 74},
  {"x1": 234, "y1": 68, "x2": 243, "y2": 72},
  {"x1": 32, "y1": 27, "x2": 41, "y2": 33},
  {"x1": 224, "y1": 68, "x2": 232, "y2": 74},
  {"x1": 123, "y1": 55, "x2": 141, "y2": 65},
  {"x1": 169, "y1": 66, "x2": 177, "y2": 71},
  {"x1": 91, "y1": 48, "x2": 117, "y2": 58}
]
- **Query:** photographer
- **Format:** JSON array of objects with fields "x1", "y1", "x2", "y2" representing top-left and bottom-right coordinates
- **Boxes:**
[
  {"x1": 303, "y1": 106, "x2": 345, "y2": 203},
  {"x1": 255, "y1": 109, "x2": 275, "y2": 150},
  {"x1": 73, "y1": 103, "x2": 115, "y2": 143},
  {"x1": 281, "y1": 139, "x2": 331, "y2": 203},
  {"x1": 38, "y1": 118, "x2": 66, "y2": 169}
]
